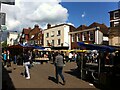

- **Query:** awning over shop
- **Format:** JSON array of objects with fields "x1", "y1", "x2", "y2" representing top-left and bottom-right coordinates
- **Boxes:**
[
  {"x1": 33, "y1": 45, "x2": 45, "y2": 50},
  {"x1": 77, "y1": 42, "x2": 116, "y2": 52},
  {"x1": 8, "y1": 44, "x2": 45, "y2": 49},
  {"x1": 51, "y1": 46, "x2": 69, "y2": 50}
]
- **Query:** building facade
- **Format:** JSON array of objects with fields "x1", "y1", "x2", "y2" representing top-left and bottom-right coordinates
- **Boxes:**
[
  {"x1": 7, "y1": 31, "x2": 19, "y2": 46},
  {"x1": 20, "y1": 25, "x2": 44, "y2": 46},
  {"x1": 109, "y1": 9, "x2": 120, "y2": 46},
  {"x1": 43, "y1": 24, "x2": 76, "y2": 49},
  {"x1": 69, "y1": 22, "x2": 109, "y2": 49}
]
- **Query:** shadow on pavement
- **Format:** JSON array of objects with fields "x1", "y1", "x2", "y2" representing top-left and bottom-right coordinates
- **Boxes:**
[
  {"x1": 64, "y1": 68, "x2": 81, "y2": 79},
  {"x1": 2, "y1": 66, "x2": 15, "y2": 90},
  {"x1": 48, "y1": 76, "x2": 57, "y2": 84}
]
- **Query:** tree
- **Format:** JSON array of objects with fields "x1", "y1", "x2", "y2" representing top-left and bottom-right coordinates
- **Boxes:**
[{"x1": 2, "y1": 40, "x2": 7, "y2": 48}]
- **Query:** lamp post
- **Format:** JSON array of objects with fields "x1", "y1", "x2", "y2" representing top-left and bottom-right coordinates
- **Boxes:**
[{"x1": 0, "y1": 1, "x2": 15, "y2": 90}]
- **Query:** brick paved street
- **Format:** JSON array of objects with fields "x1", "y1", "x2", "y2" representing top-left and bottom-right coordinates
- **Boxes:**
[{"x1": 3, "y1": 62, "x2": 98, "y2": 89}]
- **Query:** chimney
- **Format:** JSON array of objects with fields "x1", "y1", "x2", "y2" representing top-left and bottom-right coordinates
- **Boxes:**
[
  {"x1": 34, "y1": 24, "x2": 39, "y2": 28},
  {"x1": 28, "y1": 27, "x2": 31, "y2": 30},
  {"x1": 47, "y1": 23, "x2": 51, "y2": 29}
]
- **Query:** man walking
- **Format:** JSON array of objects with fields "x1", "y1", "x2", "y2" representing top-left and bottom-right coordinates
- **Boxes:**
[
  {"x1": 55, "y1": 51, "x2": 66, "y2": 85},
  {"x1": 23, "y1": 50, "x2": 31, "y2": 80}
]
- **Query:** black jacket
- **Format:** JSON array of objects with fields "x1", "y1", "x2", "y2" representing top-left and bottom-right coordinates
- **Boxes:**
[{"x1": 23, "y1": 54, "x2": 30, "y2": 63}]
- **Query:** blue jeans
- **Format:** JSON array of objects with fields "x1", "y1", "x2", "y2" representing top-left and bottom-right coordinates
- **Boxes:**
[{"x1": 56, "y1": 66, "x2": 65, "y2": 83}]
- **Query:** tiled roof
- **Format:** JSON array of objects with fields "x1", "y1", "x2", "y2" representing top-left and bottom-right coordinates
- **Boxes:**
[
  {"x1": 76, "y1": 25, "x2": 88, "y2": 31},
  {"x1": 23, "y1": 28, "x2": 31, "y2": 34},
  {"x1": 71, "y1": 22, "x2": 108, "y2": 35},
  {"x1": 88, "y1": 22, "x2": 108, "y2": 35}
]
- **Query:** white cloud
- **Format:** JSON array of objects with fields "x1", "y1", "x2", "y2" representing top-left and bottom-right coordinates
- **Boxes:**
[
  {"x1": 1, "y1": 0, "x2": 68, "y2": 31},
  {"x1": 7, "y1": 20, "x2": 21, "y2": 30}
]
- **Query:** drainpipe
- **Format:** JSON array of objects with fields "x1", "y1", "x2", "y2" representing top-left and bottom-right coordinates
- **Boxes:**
[{"x1": 96, "y1": 27, "x2": 100, "y2": 44}]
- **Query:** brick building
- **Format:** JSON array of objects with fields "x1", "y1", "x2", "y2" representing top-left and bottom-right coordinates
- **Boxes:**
[
  {"x1": 20, "y1": 25, "x2": 43, "y2": 46},
  {"x1": 69, "y1": 22, "x2": 109, "y2": 49}
]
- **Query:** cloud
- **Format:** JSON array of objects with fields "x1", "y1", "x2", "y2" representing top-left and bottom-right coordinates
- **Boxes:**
[
  {"x1": 7, "y1": 20, "x2": 21, "y2": 30},
  {"x1": 1, "y1": 0, "x2": 68, "y2": 31},
  {"x1": 81, "y1": 12, "x2": 86, "y2": 18}
]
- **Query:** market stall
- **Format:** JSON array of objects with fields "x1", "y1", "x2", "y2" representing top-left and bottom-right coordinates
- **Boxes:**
[{"x1": 77, "y1": 42, "x2": 120, "y2": 89}]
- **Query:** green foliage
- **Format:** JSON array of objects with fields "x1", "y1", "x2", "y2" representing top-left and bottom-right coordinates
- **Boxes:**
[{"x1": 2, "y1": 40, "x2": 7, "y2": 48}]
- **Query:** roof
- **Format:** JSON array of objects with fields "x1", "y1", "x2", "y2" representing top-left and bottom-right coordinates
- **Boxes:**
[
  {"x1": 70, "y1": 22, "x2": 108, "y2": 35},
  {"x1": 76, "y1": 25, "x2": 88, "y2": 31},
  {"x1": 44, "y1": 23, "x2": 76, "y2": 30},
  {"x1": 108, "y1": 9, "x2": 120, "y2": 13},
  {"x1": 88, "y1": 22, "x2": 108, "y2": 35},
  {"x1": 23, "y1": 28, "x2": 31, "y2": 34}
]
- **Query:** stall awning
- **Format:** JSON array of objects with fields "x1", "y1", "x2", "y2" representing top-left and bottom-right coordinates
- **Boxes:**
[
  {"x1": 77, "y1": 42, "x2": 116, "y2": 52},
  {"x1": 33, "y1": 45, "x2": 45, "y2": 50}
]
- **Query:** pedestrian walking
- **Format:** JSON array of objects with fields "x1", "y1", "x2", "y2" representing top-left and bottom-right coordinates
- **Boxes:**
[
  {"x1": 54, "y1": 51, "x2": 66, "y2": 85},
  {"x1": 7, "y1": 50, "x2": 11, "y2": 67},
  {"x1": 23, "y1": 50, "x2": 31, "y2": 80},
  {"x1": 14, "y1": 54, "x2": 17, "y2": 64},
  {"x1": 2, "y1": 50, "x2": 7, "y2": 67}
]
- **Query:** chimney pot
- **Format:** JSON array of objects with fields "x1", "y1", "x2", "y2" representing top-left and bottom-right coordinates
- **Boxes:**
[{"x1": 47, "y1": 23, "x2": 51, "y2": 29}]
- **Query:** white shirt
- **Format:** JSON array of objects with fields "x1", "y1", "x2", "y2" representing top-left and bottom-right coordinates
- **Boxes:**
[{"x1": 69, "y1": 53, "x2": 73, "y2": 58}]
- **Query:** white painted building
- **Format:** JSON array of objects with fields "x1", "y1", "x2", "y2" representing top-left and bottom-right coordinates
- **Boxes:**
[
  {"x1": 44, "y1": 24, "x2": 76, "y2": 49},
  {"x1": 7, "y1": 31, "x2": 19, "y2": 46}
]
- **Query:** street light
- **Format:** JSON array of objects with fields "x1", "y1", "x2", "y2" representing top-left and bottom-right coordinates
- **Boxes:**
[{"x1": 0, "y1": 1, "x2": 15, "y2": 90}]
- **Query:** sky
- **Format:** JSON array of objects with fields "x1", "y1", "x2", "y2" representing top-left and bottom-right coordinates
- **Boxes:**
[{"x1": 1, "y1": 0, "x2": 119, "y2": 32}]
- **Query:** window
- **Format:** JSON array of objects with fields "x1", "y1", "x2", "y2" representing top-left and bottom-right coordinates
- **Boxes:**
[
  {"x1": 72, "y1": 34, "x2": 75, "y2": 42},
  {"x1": 57, "y1": 30, "x2": 61, "y2": 36},
  {"x1": 82, "y1": 32, "x2": 87, "y2": 41},
  {"x1": 51, "y1": 40, "x2": 54, "y2": 46},
  {"x1": 89, "y1": 31, "x2": 94, "y2": 41},
  {"x1": 77, "y1": 34, "x2": 81, "y2": 42},
  {"x1": 57, "y1": 39, "x2": 61, "y2": 45},
  {"x1": 47, "y1": 40, "x2": 49, "y2": 46},
  {"x1": 114, "y1": 11, "x2": 119, "y2": 19},
  {"x1": 46, "y1": 33, "x2": 49, "y2": 38},
  {"x1": 51, "y1": 31, "x2": 54, "y2": 37},
  {"x1": 114, "y1": 21, "x2": 119, "y2": 27}
]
